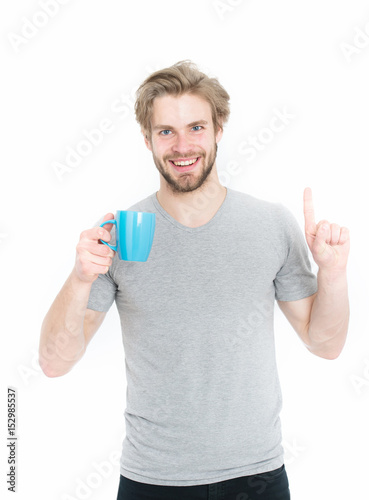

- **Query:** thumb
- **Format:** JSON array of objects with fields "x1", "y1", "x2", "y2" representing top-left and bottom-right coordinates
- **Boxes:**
[
  {"x1": 312, "y1": 223, "x2": 334, "y2": 261},
  {"x1": 101, "y1": 212, "x2": 115, "y2": 233}
]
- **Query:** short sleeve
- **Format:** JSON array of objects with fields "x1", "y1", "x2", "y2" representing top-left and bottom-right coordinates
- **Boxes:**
[
  {"x1": 274, "y1": 205, "x2": 317, "y2": 302},
  {"x1": 87, "y1": 267, "x2": 117, "y2": 312}
]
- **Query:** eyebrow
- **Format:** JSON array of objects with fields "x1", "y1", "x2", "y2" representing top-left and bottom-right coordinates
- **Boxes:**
[{"x1": 152, "y1": 120, "x2": 208, "y2": 131}]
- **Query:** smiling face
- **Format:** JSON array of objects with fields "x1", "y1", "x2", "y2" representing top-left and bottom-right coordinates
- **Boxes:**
[{"x1": 144, "y1": 93, "x2": 223, "y2": 194}]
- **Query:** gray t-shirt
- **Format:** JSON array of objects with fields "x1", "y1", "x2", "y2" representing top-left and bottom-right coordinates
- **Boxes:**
[{"x1": 87, "y1": 187, "x2": 317, "y2": 486}]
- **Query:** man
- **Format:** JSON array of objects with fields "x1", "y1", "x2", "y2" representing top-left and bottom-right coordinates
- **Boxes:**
[{"x1": 39, "y1": 61, "x2": 350, "y2": 500}]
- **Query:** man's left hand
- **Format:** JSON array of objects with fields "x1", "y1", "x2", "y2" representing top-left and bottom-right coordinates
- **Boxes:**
[{"x1": 303, "y1": 187, "x2": 350, "y2": 272}]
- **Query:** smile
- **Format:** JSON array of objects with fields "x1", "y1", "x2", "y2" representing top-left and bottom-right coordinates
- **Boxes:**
[
  {"x1": 171, "y1": 158, "x2": 198, "y2": 166},
  {"x1": 169, "y1": 157, "x2": 201, "y2": 172}
]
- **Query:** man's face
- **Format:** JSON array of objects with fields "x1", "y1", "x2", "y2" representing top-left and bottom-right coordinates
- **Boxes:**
[{"x1": 144, "y1": 93, "x2": 223, "y2": 194}]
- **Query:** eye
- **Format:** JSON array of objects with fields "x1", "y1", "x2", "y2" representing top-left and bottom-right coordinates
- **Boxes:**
[
  {"x1": 192, "y1": 125, "x2": 203, "y2": 132},
  {"x1": 160, "y1": 130, "x2": 172, "y2": 136}
]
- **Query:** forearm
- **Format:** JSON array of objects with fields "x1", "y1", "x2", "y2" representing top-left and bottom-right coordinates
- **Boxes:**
[
  {"x1": 308, "y1": 268, "x2": 349, "y2": 358},
  {"x1": 39, "y1": 269, "x2": 93, "y2": 377}
]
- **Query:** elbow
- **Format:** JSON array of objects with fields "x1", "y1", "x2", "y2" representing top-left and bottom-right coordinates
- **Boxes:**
[
  {"x1": 307, "y1": 345, "x2": 344, "y2": 360},
  {"x1": 38, "y1": 353, "x2": 73, "y2": 378},
  {"x1": 40, "y1": 364, "x2": 72, "y2": 378},
  {"x1": 41, "y1": 367, "x2": 65, "y2": 378},
  {"x1": 306, "y1": 325, "x2": 348, "y2": 360},
  {"x1": 42, "y1": 369, "x2": 61, "y2": 378},
  {"x1": 319, "y1": 351, "x2": 341, "y2": 361},
  {"x1": 38, "y1": 332, "x2": 85, "y2": 378},
  {"x1": 39, "y1": 363, "x2": 56, "y2": 378}
]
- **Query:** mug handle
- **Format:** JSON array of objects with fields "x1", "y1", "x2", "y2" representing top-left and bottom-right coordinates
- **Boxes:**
[{"x1": 99, "y1": 219, "x2": 117, "y2": 251}]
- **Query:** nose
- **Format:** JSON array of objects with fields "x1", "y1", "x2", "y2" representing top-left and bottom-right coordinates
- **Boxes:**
[{"x1": 172, "y1": 131, "x2": 193, "y2": 155}]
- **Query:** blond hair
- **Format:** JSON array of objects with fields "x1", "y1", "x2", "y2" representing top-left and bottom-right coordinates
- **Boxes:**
[{"x1": 134, "y1": 60, "x2": 230, "y2": 137}]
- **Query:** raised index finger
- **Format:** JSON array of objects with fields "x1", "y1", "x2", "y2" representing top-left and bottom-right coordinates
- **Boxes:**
[{"x1": 303, "y1": 187, "x2": 315, "y2": 227}]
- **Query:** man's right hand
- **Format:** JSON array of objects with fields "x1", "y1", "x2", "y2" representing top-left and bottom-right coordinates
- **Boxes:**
[{"x1": 74, "y1": 213, "x2": 116, "y2": 283}]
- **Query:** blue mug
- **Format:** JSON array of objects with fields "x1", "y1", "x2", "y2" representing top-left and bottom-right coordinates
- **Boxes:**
[{"x1": 99, "y1": 210, "x2": 156, "y2": 262}]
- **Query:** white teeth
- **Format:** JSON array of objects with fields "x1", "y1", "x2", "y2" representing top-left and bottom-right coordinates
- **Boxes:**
[{"x1": 173, "y1": 158, "x2": 198, "y2": 166}]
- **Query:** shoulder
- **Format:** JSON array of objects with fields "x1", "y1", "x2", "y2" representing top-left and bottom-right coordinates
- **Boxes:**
[
  {"x1": 226, "y1": 189, "x2": 304, "y2": 253},
  {"x1": 126, "y1": 192, "x2": 156, "y2": 212},
  {"x1": 227, "y1": 188, "x2": 293, "y2": 224}
]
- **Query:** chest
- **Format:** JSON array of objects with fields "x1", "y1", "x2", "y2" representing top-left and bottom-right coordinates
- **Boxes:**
[{"x1": 111, "y1": 225, "x2": 284, "y2": 317}]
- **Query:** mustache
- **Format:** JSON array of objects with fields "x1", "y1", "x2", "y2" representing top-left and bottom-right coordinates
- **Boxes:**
[{"x1": 164, "y1": 152, "x2": 205, "y2": 161}]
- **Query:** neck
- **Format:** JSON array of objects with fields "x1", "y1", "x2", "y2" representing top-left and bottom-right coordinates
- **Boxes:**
[{"x1": 156, "y1": 168, "x2": 227, "y2": 228}]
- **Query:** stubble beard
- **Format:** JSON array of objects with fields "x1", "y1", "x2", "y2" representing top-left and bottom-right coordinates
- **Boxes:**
[{"x1": 152, "y1": 143, "x2": 218, "y2": 194}]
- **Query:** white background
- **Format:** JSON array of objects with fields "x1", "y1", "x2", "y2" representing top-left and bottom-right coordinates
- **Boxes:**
[{"x1": 1, "y1": 0, "x2": 368, "y2": 499}]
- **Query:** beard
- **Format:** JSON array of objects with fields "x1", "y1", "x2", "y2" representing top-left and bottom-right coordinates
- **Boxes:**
[{"x1": 152, "y1": 142, "x2": 218, "y2": 194}]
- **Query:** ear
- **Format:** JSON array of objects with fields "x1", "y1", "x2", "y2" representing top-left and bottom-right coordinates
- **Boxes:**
[
  {"x1": 215, "y1": 123, "x2": 223, "y2": 144},
  {"x1": 142, "y1": 129, "x2": 152, "y2": 151}
]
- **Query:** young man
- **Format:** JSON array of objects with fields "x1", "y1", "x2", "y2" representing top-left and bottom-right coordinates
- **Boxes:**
[{"x1": 39, "y1": 61, "x2": 350, "y2": 500}]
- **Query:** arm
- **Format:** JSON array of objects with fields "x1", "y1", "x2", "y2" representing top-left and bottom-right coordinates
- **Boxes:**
[
  {"x1": 278, "y1": 188, "x2": 350, "y2": 360},
  {"x1": 39, "y1": 214, "x2": 115, "y2": 378}
]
